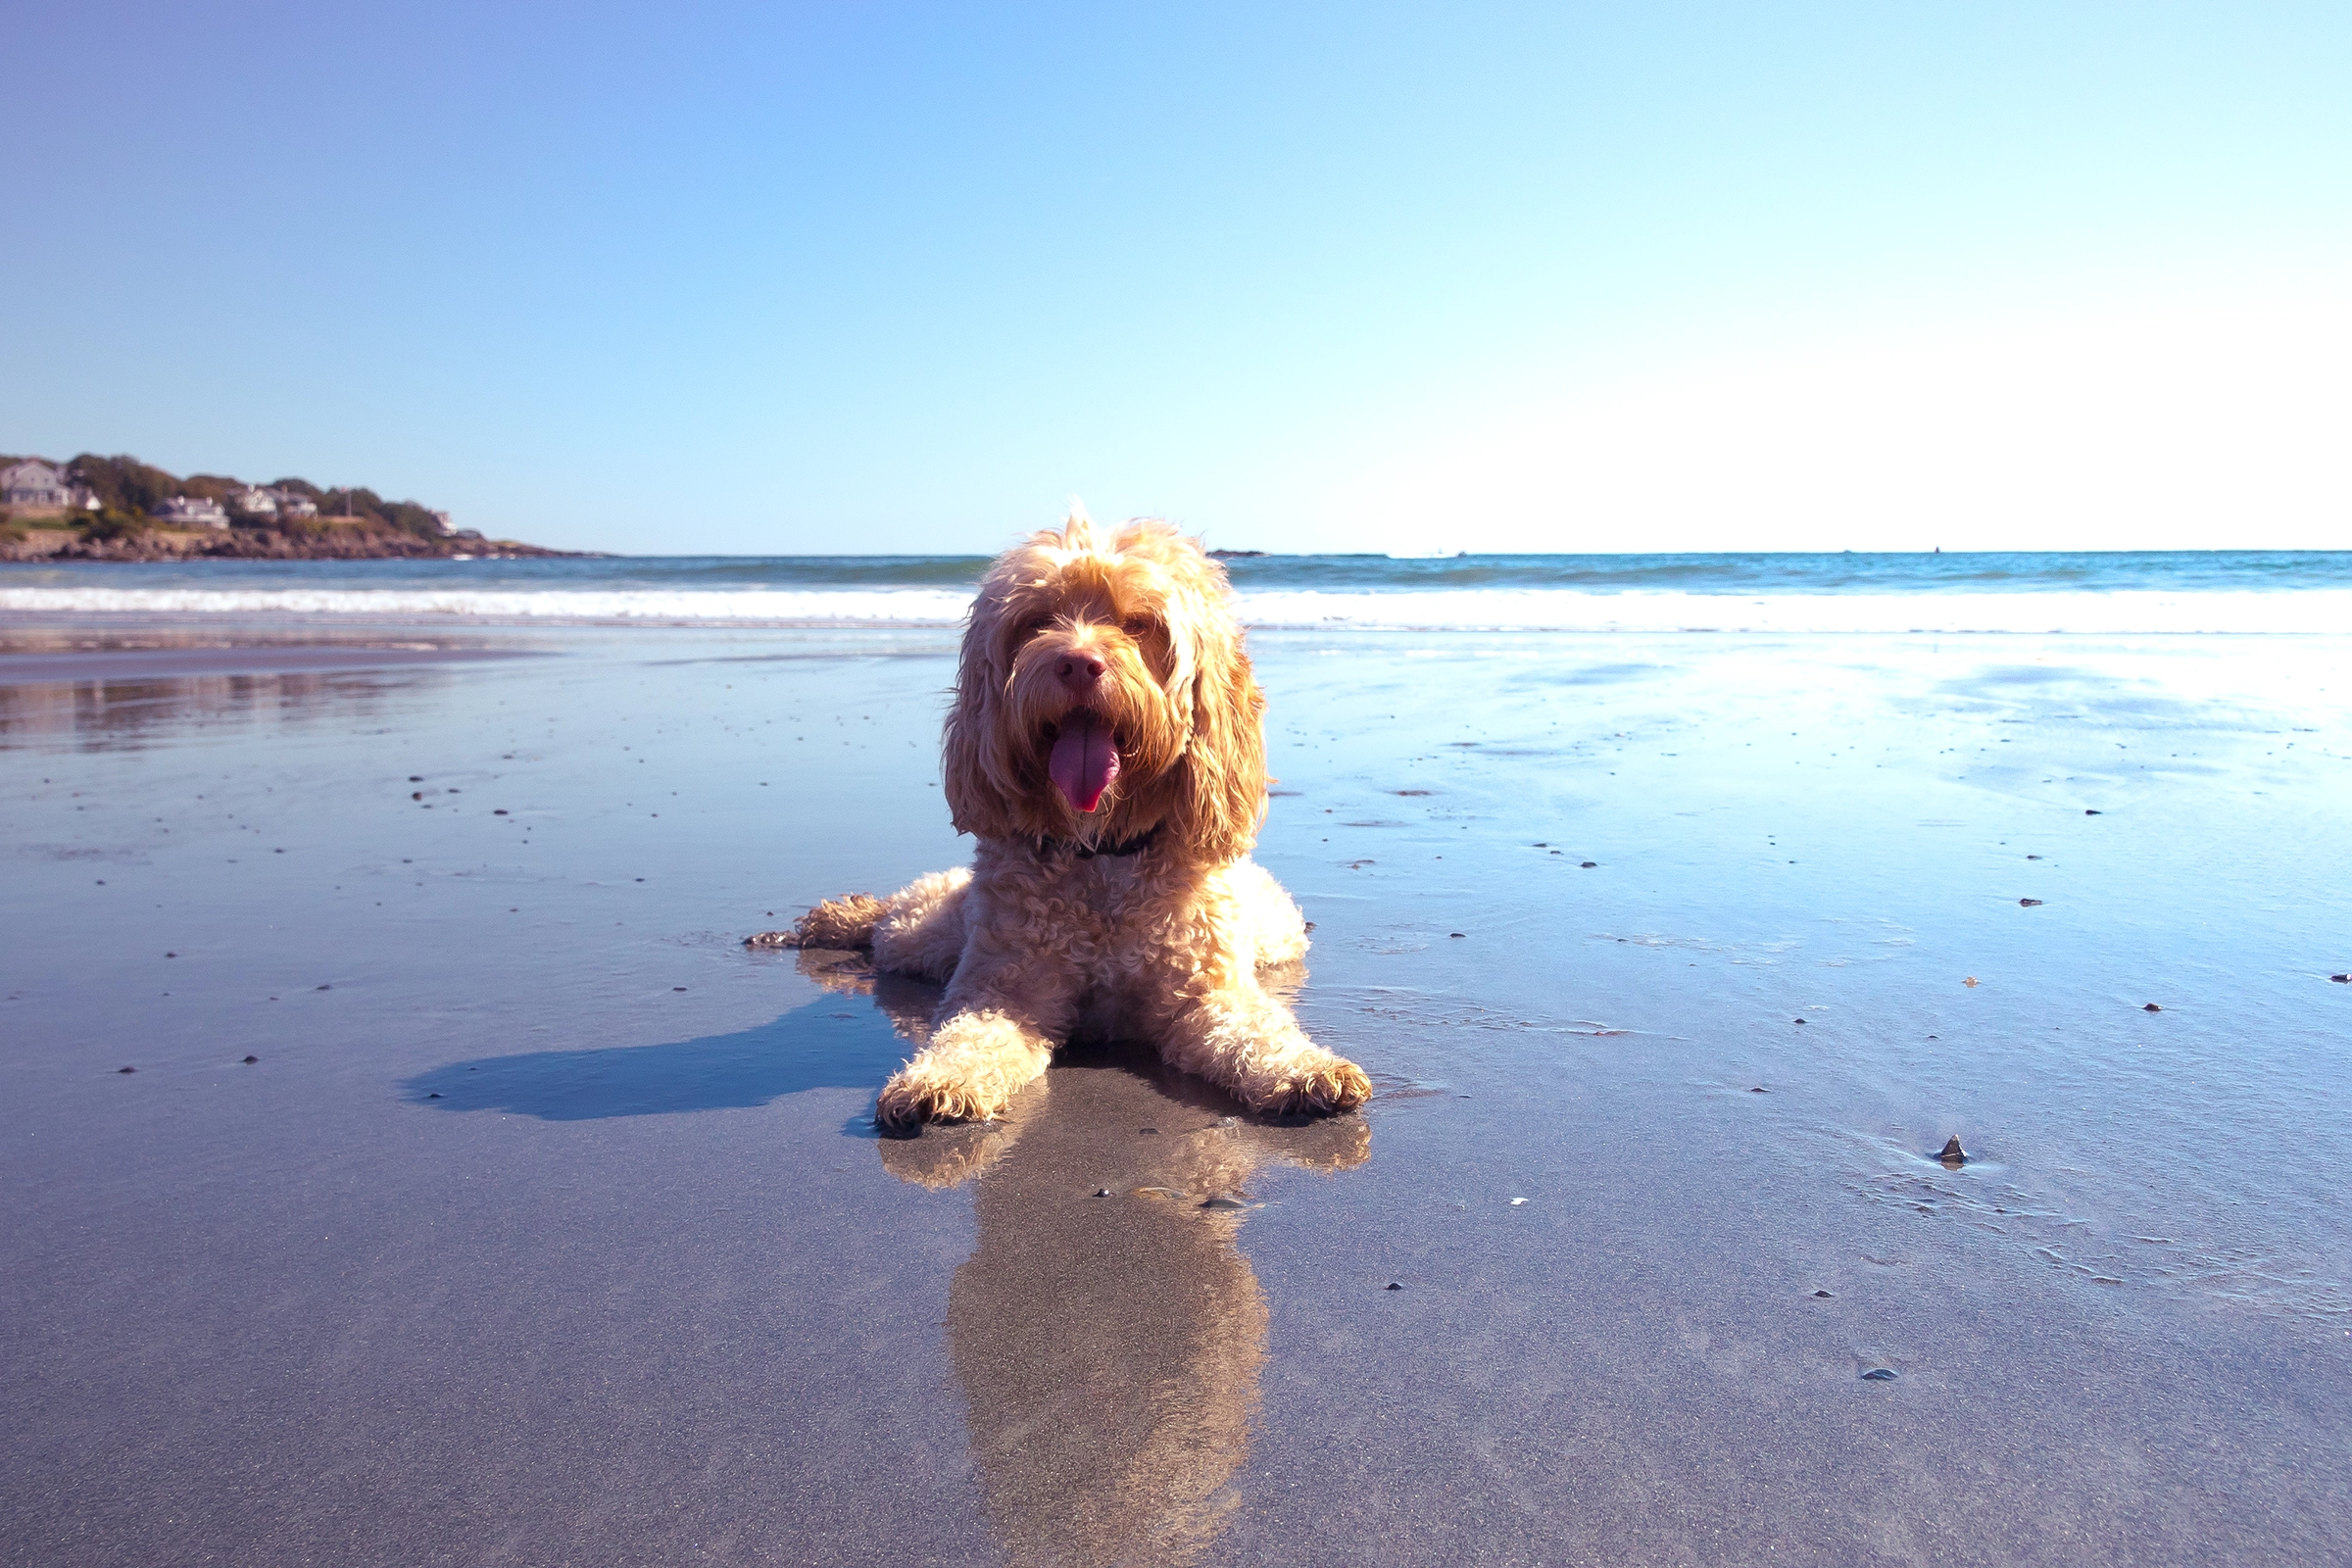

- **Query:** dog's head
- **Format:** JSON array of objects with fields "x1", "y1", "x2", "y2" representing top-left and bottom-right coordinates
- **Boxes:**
[{"x1": 942, "y1": 510, "x2": 1267, "y2": 858}]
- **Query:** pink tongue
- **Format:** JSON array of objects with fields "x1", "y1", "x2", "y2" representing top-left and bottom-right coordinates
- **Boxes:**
[{"x1": 1049, "y1": 715, "x2": 1120, "y2": 812}]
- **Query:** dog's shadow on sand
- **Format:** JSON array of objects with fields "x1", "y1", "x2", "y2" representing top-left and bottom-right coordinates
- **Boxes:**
[
  {"x1": 401, "y1": 950, "x2": 938, "y2": 1120},
  {"x1": 410, "y1": 948, "x2": 1371, "y2": 1568}
]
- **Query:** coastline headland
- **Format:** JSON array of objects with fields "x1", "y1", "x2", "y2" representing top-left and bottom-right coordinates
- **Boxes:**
[{"x1": 0, "y1": 452, "x2": 581, "y2": 561}]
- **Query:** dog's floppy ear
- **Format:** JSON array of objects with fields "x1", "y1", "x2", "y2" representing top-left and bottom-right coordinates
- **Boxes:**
[
  {"x1": 943, "y1": 581, "x2": 1018, "y2": 841},
  {"x1": 1174, "y1": 594, "x2": 1269, "y2": 861}
]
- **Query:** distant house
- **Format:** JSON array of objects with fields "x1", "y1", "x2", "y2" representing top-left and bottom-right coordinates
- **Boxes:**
[
  {"x1": 265, "y1": 487, "x2": 318, "y2": 519},
  {"x1": 227, "y1": 485, "x2": 278, "y2": 518},
  {"x1": 431, "y1": 510, "x2": 456, "y2": 536},
  {"x1": 3, "y1": 459, "x2": 79, "y2": 510},
  {"x1": 151, "y1": 496, "x2": 231, "y2": 529}
]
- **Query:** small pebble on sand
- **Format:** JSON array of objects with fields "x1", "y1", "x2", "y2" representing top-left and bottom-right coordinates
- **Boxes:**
[
  {"x1": 1386, "y1": 1282, "x2": 1403, "y2": 1291},
  {"x1": 1581, "y1": 860, "x2": 1597, "y2": 868},
  {"x1": 2020, "y1": 898, "x2": 2044, "y2": 906},
  {"x1": 2144, "y1": 1003, "x2": 2162, "y2": 1012},
  {"x1": 117, "y1": 1066, "x2": 135, "y2": 1074},
  {"x1": 1861, "y1": 1368, "x2": 1898, "y2": 1381},
  {"x1": 1937, "y1": 1135, "x2": 1967, "y2": 1166},
  {"x1": 242, "y1": 1054, "x2": 259, "y2": 1063}
]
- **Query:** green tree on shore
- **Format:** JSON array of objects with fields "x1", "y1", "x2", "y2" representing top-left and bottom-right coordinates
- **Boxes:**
[{"x1": 61, "y1": 454, "x2": 448, "y2": 539}]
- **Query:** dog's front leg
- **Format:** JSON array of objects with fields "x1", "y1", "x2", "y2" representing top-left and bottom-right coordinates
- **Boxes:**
[
  {"x1": 875, "y1": 1006, "x2": 1058, "y2": 1128},
  {"x1": 875, "y1": 953, "x2": 1075, "y2": 1127},
  {"x1": 1161, "y1": 983, "x2": 1371, "y2": 1117}
]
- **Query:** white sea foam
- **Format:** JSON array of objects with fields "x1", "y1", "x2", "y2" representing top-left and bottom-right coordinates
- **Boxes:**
[
  {"x1": 1230, "y1": 588, "x2": 2352, "y2": 634},
  {"x1": 4, "y1": 584, "x2": 2350, "y2": 634},
  {"x1": 0, "y1": 586, "x2": 977, "y2": 625}
]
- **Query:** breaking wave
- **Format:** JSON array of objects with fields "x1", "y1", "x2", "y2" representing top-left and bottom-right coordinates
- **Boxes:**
[{"x1": 6, "y1": 583, "x2": 2352, "y2": 633}]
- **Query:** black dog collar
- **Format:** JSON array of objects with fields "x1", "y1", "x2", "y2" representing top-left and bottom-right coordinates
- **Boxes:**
[{"x1": 1043, "y1": 826, "x2": 1161, "y2": 860}]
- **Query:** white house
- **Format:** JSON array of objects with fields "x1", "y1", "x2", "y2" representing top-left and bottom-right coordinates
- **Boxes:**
[
  {"x1": 431, "y1": 510, "x2": 456, "y2": 536},
  {"x1": 2, "y1": 459, "x2": 78, "y2": 510},
  {"x1": 265, "y1": 487, "x2": 318, "y2": 519},
  {"x1": 151, "y1": 496, "x2": 231, "y2": 529},
  {"x1": 227, "y1": 485, "x2": 277, "y2": 517}
]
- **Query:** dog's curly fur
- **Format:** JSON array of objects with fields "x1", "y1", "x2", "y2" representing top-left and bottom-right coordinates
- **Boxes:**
[{"x1": 755, "y1": 509, "x2": 1372, "y2": 1128}]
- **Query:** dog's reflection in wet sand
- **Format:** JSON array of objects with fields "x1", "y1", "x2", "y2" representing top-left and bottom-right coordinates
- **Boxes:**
[{"x1": 799, "y1": 948, "x2": 1369, "y2": 1568}]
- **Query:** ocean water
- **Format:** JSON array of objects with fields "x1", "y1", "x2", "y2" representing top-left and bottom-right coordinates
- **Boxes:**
[{"x1": 4, "y1": 550, "x2": 2350, "y2": 633}]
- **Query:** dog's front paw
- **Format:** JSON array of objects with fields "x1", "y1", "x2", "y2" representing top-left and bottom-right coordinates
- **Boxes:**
[
  {"x1": 1250, "y1": 1054, "x2": 1373, "y2": 1117},
  {"x1": 875, "y1": 1063, "x2": 1007, "y2": 1129},
  {"x1": 744, "y1": 893, "x2": 888, "y2": 952}
]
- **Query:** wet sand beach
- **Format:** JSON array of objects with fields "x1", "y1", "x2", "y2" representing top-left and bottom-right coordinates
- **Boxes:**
[
  {"x1": 4, "y1": 621, "x2": 2349, "y2": 1566},
  {"x1": 0, "y1": 640, "x2": 538, "y2": 684}
]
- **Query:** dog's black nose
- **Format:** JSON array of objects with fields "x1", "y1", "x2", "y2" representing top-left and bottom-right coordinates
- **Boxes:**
[{"x1": 1056, "y1": 654, "x2": 1105, "y2": 688}]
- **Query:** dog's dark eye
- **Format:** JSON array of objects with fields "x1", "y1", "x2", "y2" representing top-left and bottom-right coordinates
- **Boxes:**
[{"x1": 1120, "y1": 614, "x2": 1156, "y2": 640}]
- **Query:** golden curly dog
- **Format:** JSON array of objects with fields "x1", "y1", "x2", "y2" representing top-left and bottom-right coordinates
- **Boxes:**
[{"x1": 753, "y1": 510, "x2": 1372, "y2": 1128}]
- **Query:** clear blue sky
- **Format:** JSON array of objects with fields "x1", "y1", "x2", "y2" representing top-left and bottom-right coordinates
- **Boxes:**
[{"x1": 5, "y1": 2, "x2": 2346, "y2": 555}]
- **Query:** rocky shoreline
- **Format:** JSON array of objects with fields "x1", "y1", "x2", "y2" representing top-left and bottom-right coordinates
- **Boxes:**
[
  {"x1": 1, "y1": 526, "x2": 585, "y2": 563},
  {"x1": 2, "y1": 454, "x2": 586, "y2": 563}
]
